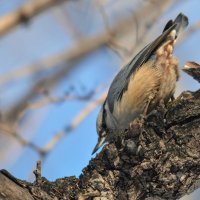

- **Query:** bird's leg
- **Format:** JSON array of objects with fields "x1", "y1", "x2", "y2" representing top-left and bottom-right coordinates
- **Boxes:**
[
  {"x1": 143, "y1": 99, "x2": 151, "y2": 117},
  {"x1": 158, "y1": 99, "x2": 167, "y2": 111},
  {"x1": 137, "y1": 95, "x2": 157, "y2": 126},
  {"x1": 145, "y1": 100, "x2": 167, "y2": 137},
  {"x1": 175, "y1": 91, "x2": 193, "y2": 101},
  {"x1": 129, "y1": 96, "x2": 153, "y2": 130},
  {"x1": 143, "y1": 94, "x2": 155, "y2": 116},
  {"x1": 145, "y1": 99, "x2": 166, "y2": 125},
  {"x1": 170, "y1": 95, "x2": 175, "y2": 101}
]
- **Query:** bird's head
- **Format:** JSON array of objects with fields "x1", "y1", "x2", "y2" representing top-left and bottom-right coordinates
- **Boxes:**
[{"x1": 92, "y1": 105, "x2": 108, "y2": 155}]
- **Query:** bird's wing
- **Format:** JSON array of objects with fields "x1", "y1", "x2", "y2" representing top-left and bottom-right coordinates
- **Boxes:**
[{"x1": 107, "y1": 13, "x2": 188, "y2": 113}]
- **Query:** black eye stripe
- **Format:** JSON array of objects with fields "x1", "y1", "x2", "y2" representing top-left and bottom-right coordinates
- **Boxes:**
[
  {"x1": 102, "y1": 101, "x2": 107, "y2": 131},
  {"x1": 101, "y1": 131, "x2": 106, "y2": 137}
]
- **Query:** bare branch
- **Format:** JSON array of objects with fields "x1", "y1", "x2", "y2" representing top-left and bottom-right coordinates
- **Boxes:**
[
  {"x1": 0, "y1": 69, "x2": 199, "y2": 199},
  {"x1": 0, "y1": 0, "x2": 73, "y2": 36},
  {"x1": 1, "y1": 92, "x2": 106, "y2": 157},
  {"x1": 0, "y1": 123, "x2": 42, "y2": 154},
  {"x1": 0, "y1": 0, "x2": 175, "y2": 86},
  {"x1": 5, "y1": 66, "x2": 74, "y2": 121},
  {"x1": 41, "y1": 92, "x2": 106, "y2": 155},
  {"x1": 33, "y1": 161, "x2": 42, "y2": 185},
  {"x1": 52, "y1": 6, "x2": 83, "y2": 39}
]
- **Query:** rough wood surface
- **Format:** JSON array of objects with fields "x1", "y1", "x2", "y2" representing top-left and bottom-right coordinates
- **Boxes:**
[
  {"x1": 0, "y1": 172, "x2": 34, "y2": 200},
  {"x1": 0, "y1": 65, "x2": 199, "y2": 199}
]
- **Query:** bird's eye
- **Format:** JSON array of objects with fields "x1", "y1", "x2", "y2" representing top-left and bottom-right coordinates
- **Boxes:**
[
  {"x1": 97, "y1": 127, "x2": 101, "y2": 133},
  {"x1": 101, "y1": 131, "x2": 106, "y2": 137}
]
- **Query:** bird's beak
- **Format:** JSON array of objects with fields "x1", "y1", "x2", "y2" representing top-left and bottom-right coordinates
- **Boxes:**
[{"x1": 92, "y1": 136, "x2": 106, "y2": 155}]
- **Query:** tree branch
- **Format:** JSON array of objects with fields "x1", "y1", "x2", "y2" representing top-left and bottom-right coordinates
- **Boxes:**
[
  {"x1": 0, "y1": 0, "x2": 175, "y2": 86},
  {"x1": 0, "y1": 65, "x2": 199, "y2": 199},
  {"x1": 0, "y1": 0, "x2": 73, "y2": 36}
]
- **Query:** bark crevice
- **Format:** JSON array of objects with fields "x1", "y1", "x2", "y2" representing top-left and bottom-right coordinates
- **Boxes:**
[{"x1": 0, "y1": 67, "x2": 200, "y2": 200}]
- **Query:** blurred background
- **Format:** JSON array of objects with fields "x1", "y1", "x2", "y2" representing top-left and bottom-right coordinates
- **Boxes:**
[{"x1": 0, "y1": 0, "x2": 199, "y2": 199}]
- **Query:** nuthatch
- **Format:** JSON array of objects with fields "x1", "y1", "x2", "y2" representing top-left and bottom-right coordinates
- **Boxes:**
[{"x1": 92, "y1": 13, "x2": 188, "y2": 154}]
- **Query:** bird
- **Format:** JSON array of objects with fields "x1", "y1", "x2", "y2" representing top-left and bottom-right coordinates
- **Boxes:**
[{"x1": 92, "y1": 13, "x2": 189, "y2": 155}]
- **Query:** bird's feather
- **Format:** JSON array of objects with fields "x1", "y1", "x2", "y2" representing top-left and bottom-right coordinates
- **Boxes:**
[{"x1": 107, "y1": 13, "x2": 188, "y2": 113}]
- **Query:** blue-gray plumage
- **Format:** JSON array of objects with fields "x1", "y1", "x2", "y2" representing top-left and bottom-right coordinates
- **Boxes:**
[{"x1": 92, "y1": 13, "x2": 188, "y2": 155}]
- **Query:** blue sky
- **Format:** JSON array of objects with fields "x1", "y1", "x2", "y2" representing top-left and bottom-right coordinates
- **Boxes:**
[{"x1": 0, "y1": 1, "x2": 199, "y2": 199}]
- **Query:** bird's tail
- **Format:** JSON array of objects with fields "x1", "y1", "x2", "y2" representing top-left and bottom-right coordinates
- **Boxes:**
[{"x1": 163, "y1": 13, "x2": 188, "y2": 37}]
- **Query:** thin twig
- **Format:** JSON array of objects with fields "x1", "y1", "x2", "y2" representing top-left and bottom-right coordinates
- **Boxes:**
[
  {"x1": 0, "y1": 0, "x2": 175, "y2": 87},
  {"x1": 40, "y1": 92, "x2": 107, "y2": 155},
  {"x1": 27, "y1": 92, "x2": 95, "y2": 110},
  {"x1": 0, "y1": 0, "x2": 73, "y2": 36},
  {"x1": 33, "y1": 160, "x2": 42, "y2": 184}
]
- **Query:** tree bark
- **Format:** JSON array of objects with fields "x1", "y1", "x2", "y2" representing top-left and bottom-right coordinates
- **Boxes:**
[{"x1": 0, "y1": 66, "x2": 200, "y2": 200}]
